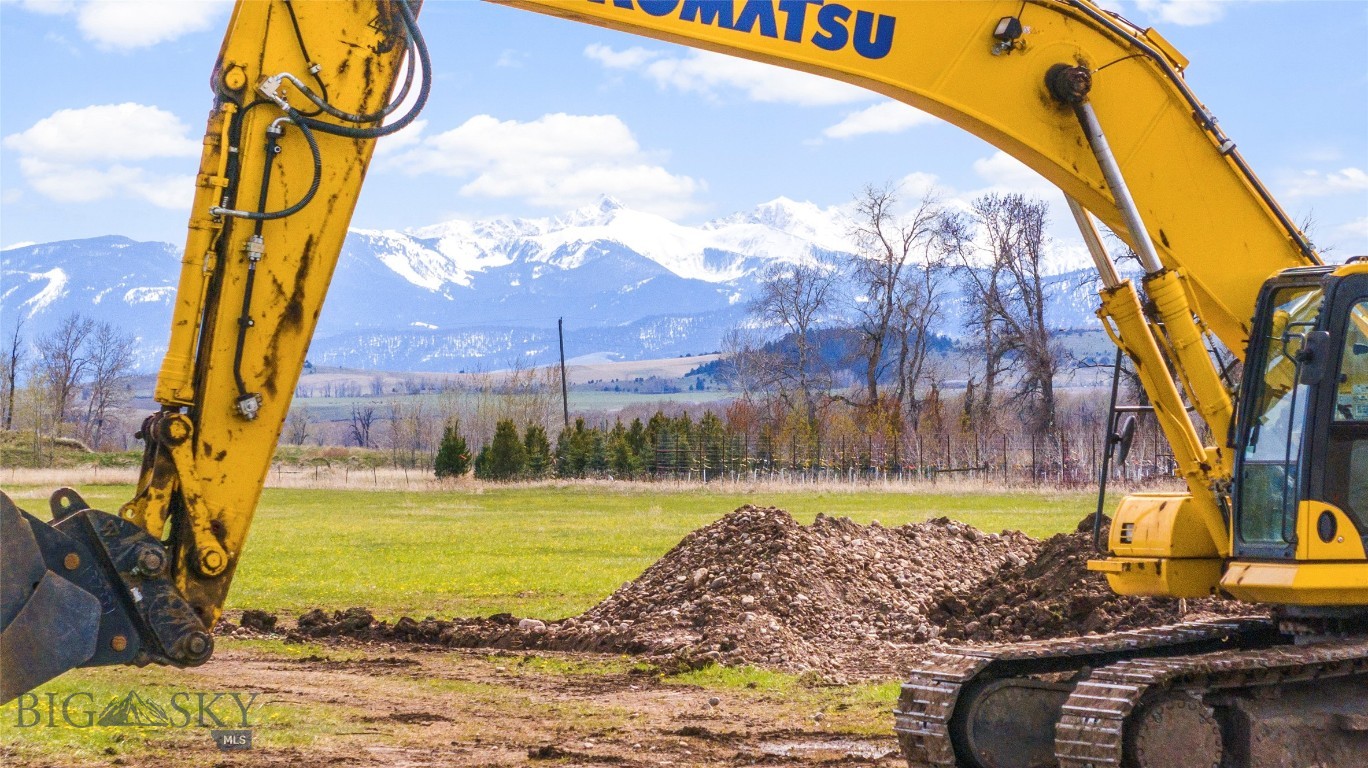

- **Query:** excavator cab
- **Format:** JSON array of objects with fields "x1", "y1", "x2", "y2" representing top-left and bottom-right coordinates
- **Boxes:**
[{"x1": 1226, "y1": 262, "x2": 1368, "y2": 602}]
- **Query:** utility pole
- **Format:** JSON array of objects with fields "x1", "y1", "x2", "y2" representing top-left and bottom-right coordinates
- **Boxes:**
[{"x1": 558, "y1": 317, "x2": 569, "y2": 429}]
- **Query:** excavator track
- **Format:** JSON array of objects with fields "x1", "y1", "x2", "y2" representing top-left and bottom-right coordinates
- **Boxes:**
[
  {"x1": 1055, "y1": 637, "x2": 1368, "y2": 767},
  {"x1": 894, "y1": 617, "x2": 1368, "y2": 768}
]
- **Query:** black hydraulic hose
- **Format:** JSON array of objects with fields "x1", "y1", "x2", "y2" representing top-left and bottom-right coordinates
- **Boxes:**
[
  {"x1": 298, "y1": 0, "x2": 430, "y2": 139},
  {"x1": 291, "y1": 38, "x2": 415, "y2": 124},
  {"x1": 231, "y1": 133, "x2": 282, "y2": 400},
  {"x1": 210, "y1": 111, "x2": 321, "y2": 221},
  {"x1": 283, "y1": 0, "x2": 329, "y2": 117},
  {"x1": 1094, "y1": 346, "x2": 1125, "y2": 552}
]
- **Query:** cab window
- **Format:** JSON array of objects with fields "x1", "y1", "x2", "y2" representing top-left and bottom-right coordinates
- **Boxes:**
[
  {"x1": 1238, "y1": 285, "x2": 1323, "y2": 545},
  {"x1": 1326, "y1": 300, "x2": 1368, "y2": 534}
]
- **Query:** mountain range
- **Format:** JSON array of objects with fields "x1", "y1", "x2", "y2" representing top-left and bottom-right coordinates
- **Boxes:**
[{"x1": 1, "y1": 196, "x2": 1108, "y2": 373}]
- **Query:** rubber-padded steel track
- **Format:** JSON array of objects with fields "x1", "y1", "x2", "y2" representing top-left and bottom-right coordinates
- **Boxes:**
[
  {"x1": 893, "y1": 618, "x2": 1286, "y2": 767},
  {"x1": 1054, "y1": 638, "x2": 1368, "y2": 767}
]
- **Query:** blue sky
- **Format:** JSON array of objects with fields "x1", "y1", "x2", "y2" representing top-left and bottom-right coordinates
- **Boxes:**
[{"x1": 1, "y1": 0, "x2": 1365, "y2": 260}]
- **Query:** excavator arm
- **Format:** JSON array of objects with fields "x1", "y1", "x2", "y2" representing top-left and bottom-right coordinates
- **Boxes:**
[{"x1": 2, "y1": 0, "x2": 425, "y2": 700}]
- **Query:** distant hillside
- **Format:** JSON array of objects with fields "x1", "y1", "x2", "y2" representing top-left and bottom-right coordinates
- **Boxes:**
[{"x1": 2, "y1": 196, "x2": 1108, "y2": 373}]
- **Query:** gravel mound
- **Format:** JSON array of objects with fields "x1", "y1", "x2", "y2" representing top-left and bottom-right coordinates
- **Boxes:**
[
  {"x1": 545, "y1": 505, "x2": 1034, "y2": 672},
  {"x1": 929, "y1": 515, "x2": 1250, "y2": 643}
]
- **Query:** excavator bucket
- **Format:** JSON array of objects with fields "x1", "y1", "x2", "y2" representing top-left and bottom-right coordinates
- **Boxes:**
[{"x1": 0, "y1": 490, "x2": 213, "y2": 703}]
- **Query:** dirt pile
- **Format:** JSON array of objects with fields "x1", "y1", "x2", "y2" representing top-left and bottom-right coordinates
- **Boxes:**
[
  {"x1": 239, "y1": 506, "x2": 1252, "y2": 677},
  {"x1": 929, "y1": 516, "x2": 1250, "y2": 643},
  {"x1": 540, "y1": 505, "x2": 1035, "y2": 672},
  {"x1": 271, "y1": 505, "x2": 1034, "y2": 675}
]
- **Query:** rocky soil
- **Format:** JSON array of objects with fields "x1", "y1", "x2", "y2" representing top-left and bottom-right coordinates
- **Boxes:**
[
  {"x1": 928, "y1": 515, "x2": 1246, "y2": 642},
  {"x1": 224, "y1": 505, "x2": 1254, "y2": 678}
]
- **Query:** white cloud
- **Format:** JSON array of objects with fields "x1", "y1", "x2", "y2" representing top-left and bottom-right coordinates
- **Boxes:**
[
  {"x1": 584, "y1": 43, "x2": 658, "y2": 70},
  {"x1": 4, "y1": 0, "x2": 230, "y2": 49},
  {"x1": 387, "y1": 113, "x2": 704, "y2": 218},
  {"x1": 1133, "y1": 0, "x2": 1227, "y2": 27},
  {"x1": 1338, "y1": 216, "x2": 1368, "y2": 239},
  {"x1": 896, "y1": 172, "x2": 940, "y2": 201},
  {"x1": 373, "y1": 118, "x2": 428, "y2": 158},
  {"x1": 1283, "y1": 167, "x2": 1368, "y2": 197},
  {"x1": 971, "y1": 151, "x2": 1056, "y2": 197},
  {"x1": 495, "y1": 49, "x2": 527, "y2": 69},
  {"x1": 3, "y1": 103, "x2": 197, "y2": 209},
  {"x1": 585, "y1": 44, "x2": 873, "y2": 107},
  {"x1": 822, "y1": 101, "x2": 935, "y2": 140},
  {"x1": 4, "y1": 103, "x2": 199, "y2": 162},
  {"x1": 78, "y1": 0, "x2": 229, "y2": 48}
]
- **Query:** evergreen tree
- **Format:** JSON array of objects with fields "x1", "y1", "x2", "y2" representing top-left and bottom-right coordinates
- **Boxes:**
[
  {"x1": 644, "y1": 411, "x2": 671, "y2": 474},
  {"x1": 587, "y1": 428, "x2": 609, "y2": 474},
  {"x1": 554, "y1": 425, "x2": 578, "y2": 478},
  {"x1": 626, "y1": 417, "x2": 648, "y2": 466},
  {"x1": 607, "y1": 421, "x2": 641, "y2": 478},
  {"x1": 699, "y1": 411, "x2": 727, "y2": 478},
  {"x1": 524, "y1": 422, "x2": 552, "y2": 478},
  {"x1": 569, "y1": 418, "x2": 593, "y2": 476},
  {"x1": 478, "y1": 419, "x2": 527, "y2": 480},
  {"x1": 433, "y1": 419, "x2": 471, "y2": 478}
]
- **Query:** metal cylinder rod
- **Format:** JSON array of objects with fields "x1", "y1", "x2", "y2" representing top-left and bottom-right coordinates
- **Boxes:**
[
  {"x1": 1074, "y1": 102, "x2": 1165, "y2": 276},
  {"x1": 1066, "y1": 196, "x2": 1122, "y2": 289}
]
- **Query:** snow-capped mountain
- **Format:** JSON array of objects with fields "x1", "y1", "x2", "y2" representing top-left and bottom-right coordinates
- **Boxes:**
[{"x1": 1, "y1": 196, "x2": 1105, "y2": 372}]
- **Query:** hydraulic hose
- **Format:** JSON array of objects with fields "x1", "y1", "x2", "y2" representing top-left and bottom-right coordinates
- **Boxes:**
[
  {"x1": 208, "y1": 112, "x2": 321, "y2": 221},
  {"x1": 296, "y1": 0, "x2": 430, "y2": 139}
]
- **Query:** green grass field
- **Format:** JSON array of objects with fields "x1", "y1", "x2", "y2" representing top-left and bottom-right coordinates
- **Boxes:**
[{"x1": 4, "y1": 483, "x2": 1096, "y2": 621}]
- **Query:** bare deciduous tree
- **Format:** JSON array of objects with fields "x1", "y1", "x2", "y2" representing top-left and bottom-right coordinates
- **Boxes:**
[
  {"x1": 749, "y1": 262, "x2": 837, "y2": 429},
  {"x1": 33, "y1": 314, "x2": 96, "y2": 435},
  {"x1": 349, "y1": 404, "x2": 376, "y2": 448},
  {"x1": 966, "y1": 193, "x2": 1061, "y2": 438},
  {"x1": 81, "y1": 322, "x2": 136, "y2": 448},
  {"x1": 2, "y1": 316, "x2": 25, "y2": 431},
  {"x1": 845, "y1": 184, "x2": 951, "y2": 463},
  {"x1": 285, "y1": 406, "x2": 312, "y2": 446}
]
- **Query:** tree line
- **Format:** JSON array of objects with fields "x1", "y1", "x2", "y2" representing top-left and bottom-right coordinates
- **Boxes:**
[
  {"x1": 724, "y1": 185, "x2": 1075, "y2": 477},
  {"x1": 1, "y1": 313, "x2": 139, "y2": 452}
]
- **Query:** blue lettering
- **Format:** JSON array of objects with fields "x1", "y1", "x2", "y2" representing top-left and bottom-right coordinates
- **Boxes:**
[
  {"x1": 588, "y1": 0, "x2": 892, "y2": 59},
  {"x1": 778, "y1": 0, "x2": 819, "y2": 42},
  {"x1": 851, "y1": 10, "x2": 894, "y2": 59},
  {"x1": 811, "y1": 3, "x2": 850, "y2": 51},
  {"x1": 680, "y1": 0, "x2": 735, "y2": 28},
  {"x1": 637, "y1": 0, "x2": 680, "y2": 16},
  {"x1": 735, "y1": 0, "x2": 779, "y2": 38}
]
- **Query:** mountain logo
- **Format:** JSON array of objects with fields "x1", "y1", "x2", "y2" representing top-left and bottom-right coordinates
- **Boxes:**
[{"x1": 96, "y1": 691, "x2": 171, "y2": 727}]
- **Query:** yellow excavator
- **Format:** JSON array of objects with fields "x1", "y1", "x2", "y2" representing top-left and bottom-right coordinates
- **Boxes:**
[{"x1": 1, "y1": 2, "x2": 1364, "y2": 765}]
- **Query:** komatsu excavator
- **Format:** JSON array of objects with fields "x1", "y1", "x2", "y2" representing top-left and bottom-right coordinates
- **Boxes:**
[{"x1": 1, "y1": 1, "x2": 1364, "y2": 766}]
